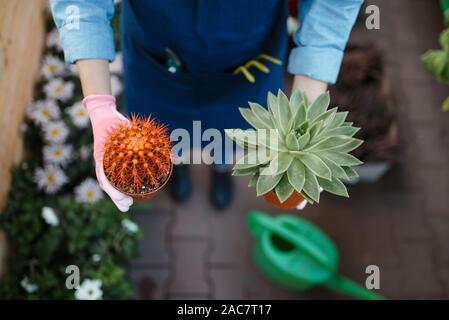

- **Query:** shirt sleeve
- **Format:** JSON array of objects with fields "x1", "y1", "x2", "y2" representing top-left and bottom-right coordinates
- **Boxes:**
[
  {"x1": 287, "y1": 0, "x2": 364, "y2": 84},
  {"x1": 49, "y1": 0, "x2": 115, "y2": 64}
]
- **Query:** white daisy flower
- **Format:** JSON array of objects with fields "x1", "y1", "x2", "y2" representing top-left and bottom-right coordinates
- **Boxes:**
[
  {"x1": 111, "y1": 75, "x2": 123, "y2": 97},
  {"x1": 44, "y1": 78, "x2": 74, "y2": 102},
  {"x1": 41, "y1": 54, "x2": 65, "y2": 79},
  {"x1": 121, "y1": 219, "x2": 139, "y2": 234},
  {"x1": 75, "y1": 279, "x2": 103, "y2": 300},
  {"x1": 74, "y1": 178, "x2": 104, "y2": 204},
  {"x1": 110, "y1": 52, "x2": 123, "y2": 74},
  {"x1": 26, "y1": 100, "x2": 60, "y2": 125},
  {"x1": 41, "y1": 206, "x2": 59, "y2": 226},
  {"x1": 43, "y1": 144, "x2": 73, "y2": 166},
  {"x1": 21, "y1": 277, "x2": 38, "y2": 293},
  {"x1": 79, "y1": 145, "x2": 91, "y2": 161},
  {"x1": 34, "y1": 165, "x2": 68, "y2": 194},
  {"x1": 66, "y1": 101, "x2": 89, "y2": 128},
  {"x1": 43, "y1": 121, "x2": 69, "y2": 144},
  {"x1": 46, "y1": 29, "x2": 62, "y2": 51}
]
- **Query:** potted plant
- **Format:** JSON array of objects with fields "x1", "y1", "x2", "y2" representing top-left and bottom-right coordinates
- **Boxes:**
[
  {"x1": 103, "y1": 115, "x2": 172, "y2": 200},
  {"x1": 225, "y1": 89, "x2": 363, "y2": 209},
  {"x1": 330, "y1": 45, "x2": 399, "y2": 183},
  {"x1": 422, "y1": 27, "x2": 449, "y2": 111}
]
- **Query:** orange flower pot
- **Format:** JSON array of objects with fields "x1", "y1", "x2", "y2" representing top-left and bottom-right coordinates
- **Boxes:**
[{"x1": 263, "y1": 191, "x2": 304, "y2": 209}]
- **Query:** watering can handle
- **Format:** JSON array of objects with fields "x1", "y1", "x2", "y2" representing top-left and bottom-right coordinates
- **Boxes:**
[{"x1": 248, "y1": 211, "x2": 333, "y2": 269}]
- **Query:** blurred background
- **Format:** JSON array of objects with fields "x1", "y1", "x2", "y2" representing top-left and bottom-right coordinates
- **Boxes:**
[{"x1": 1, "y1": 0, "x2": 449, "y2": 299}]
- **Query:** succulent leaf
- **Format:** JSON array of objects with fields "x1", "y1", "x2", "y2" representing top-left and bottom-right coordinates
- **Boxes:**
[
  {"x1": 275, "y1": 175, "x2": 295, "y2": 202},
  {"x1": 248, "y1": 102, "x2": 274, "y2": 128},
  {"x1": 239, "y1": 108, "x2": 269, "y2": 129},
  {"x1": 225, "y1": 89, "x2": 363, "y2": 204},
  {"x1": 289, "y1": 89, "x2": 304, "y2": 115},
  {"x1": 256, "y1": 173, "x2": 283, "y2": 196},
  {"x1": 297, "y1": 132, "x2": 311, "y2": 150},
  {"x1": 263, "y1": 153, "x2": 293, "y2": 175},
  {"x1": 303, "y1": 167, "x2": 320, "y2": 202},
  {"x1": 287, "y1": 158, "x2": 306, "y2": 193},
  {"x1": 286, "y1": 132, "x2": 300, "y2": 150},
  {"x1": 308, "y1": 91, "x2": 330, "y2": 121},
  {"x1": 299, "y1": 153, "x2": 332, "y2": 180},
  {"x1": 317, "y1": 176, "x2": 349, "y2": 197}
]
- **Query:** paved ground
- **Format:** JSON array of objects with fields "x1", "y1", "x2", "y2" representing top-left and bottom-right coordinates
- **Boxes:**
[{"x1": 128, "y1": 0, "x2": 449, "y2": 299}]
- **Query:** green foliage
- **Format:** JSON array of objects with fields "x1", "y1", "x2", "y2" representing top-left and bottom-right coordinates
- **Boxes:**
[
  {"x1": 226, "y1": 90, "x2": 363, "y2": 204},
  {"x1": 0, "y1": 2, "x2": 140, "y2": 299},
  {"x1": 421, "y1": 28, "x2": 449, "y2": 111}
]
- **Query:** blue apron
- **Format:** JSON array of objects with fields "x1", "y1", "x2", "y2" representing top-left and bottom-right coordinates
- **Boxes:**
[{"x1": 121, "y1": 0, "x2": 288, "y2": 147}]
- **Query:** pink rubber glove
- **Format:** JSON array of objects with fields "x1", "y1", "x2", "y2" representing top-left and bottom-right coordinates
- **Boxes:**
[{"x1": 83, "y1": 95, "x2": 133, "y2": 212}]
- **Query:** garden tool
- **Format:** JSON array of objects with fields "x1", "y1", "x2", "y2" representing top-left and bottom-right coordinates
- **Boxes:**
[{"x1": 246, "y1": 211, "x2": 385, "y2": 300}]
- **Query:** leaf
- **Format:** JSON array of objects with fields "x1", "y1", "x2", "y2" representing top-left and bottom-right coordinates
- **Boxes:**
[
  {"x1": 313, "y1": 107, "x2": 337, "y2": 128},
  {"x1": 263, "y1": 153, "x2": 293, "y2": 175},
  {"x1": 287, "y1": 158, "x2": 306, "y2": 193},
  {"x1": 256, "y1": 129, "x2": 287, "y2": 151},
  {"x1": 299, "y1": 153, "x2": 332, "y2": 180},
  {"x1": 307, "y1": 136, "x2": 353, "y2": 151},
  {"x1": 309, "y1": 120, "x2": 324, "y2": 139},
  {"x1": 321, "y1": 151, "x2": 363, "y2": 167},
  {"x1": 331, "y1": 138, "x2": 363, "y2": 153},
  {"x1": 267, "y1": 92, "x2": 281, "y2": 127},
  {"x1": 308, "y1": 91, "x2": 330, "y2": 121},
  {"x1": 286, "y1": 132, "x2": 299, "y2": 150},
  {"x1": 439, "y1": 28, "x2": 449, "y2": 51},
  {"x1": 249, "y1": 102, "x2": 274, "y2": 128},
  {"x1": 326, "y1": 111, "x2": 348, "y2": 129},
  {"x1": 239, "y1": 108, "x2": 270, "y2": 129},
  {"x1": 317, "y1": 176, "x2": 349, "y2": 198},
  {"x1": 316, "y1": 126, "x2": 360, "y2": 141},
  {"x1": 232, "y1": 166, "x2": 259, "y2": 176},
  {"x1": 297, "y1": 132, "x2": 310, "y2": 150},
  {"x1": 248, "y1": 173, "x2": 259, "y2": 187},
  {"x1": 256, "y1": 173, "x2": 283, "y2": 196},
  {"x1": 289, "y1": 89, "x2": 304, "y2": 115},
  {"x1": 235, "y1": 149, "x2": 272, "y2": 169},
  {"x1": 342, "y1": 166, "x2": 359, "y2": 179},
  {"x1": 275, "y1": 175, "x2": 295, "y2": 203},
  {"x1": 442, "y1": 96, "x2": 449, "y2": 112},
  {"x1": 303, "y1": 167, "x2": 320, "y2": 202},
  {"x1": 321, "y1": 156, "x2": 348, "y2": 180},
  {"x1": 293, "y1": 101, "x2": 307, "y2": 128},
  {"x1": 225, "y1": 129, "x2": 257, "y2": 148},
  {"x1": 300, "y1": 190, "x2": 315, "y2": 204},
  {"x1": 277, "y1": 89, "x2": 292, "y2": 134},
  {"x1": 422, "y1": 50, "x2": 447, "y2": 80}
]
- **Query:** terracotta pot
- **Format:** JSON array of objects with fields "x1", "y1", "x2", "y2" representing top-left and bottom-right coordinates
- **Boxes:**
[
  {"x1": 111, "y1": 162, "x2": 173, "y2": 201},
  {"x1": 263, "y1": 191, "x2": 304, "y2": 209}
]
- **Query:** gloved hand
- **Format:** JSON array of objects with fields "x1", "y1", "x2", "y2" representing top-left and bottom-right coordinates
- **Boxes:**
[{"x1": 83, "y1": 95, "x2": 133, "y2": 212}]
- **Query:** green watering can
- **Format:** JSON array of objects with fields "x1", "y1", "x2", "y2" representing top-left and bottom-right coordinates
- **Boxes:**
[{"x1": 247, "y1": 211, "x2": 384, "y2": 300}]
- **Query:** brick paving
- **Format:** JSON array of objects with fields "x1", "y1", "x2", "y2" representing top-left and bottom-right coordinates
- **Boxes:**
[{"x1": 128, "y1": 0, "x2": 449, "y2": 299}]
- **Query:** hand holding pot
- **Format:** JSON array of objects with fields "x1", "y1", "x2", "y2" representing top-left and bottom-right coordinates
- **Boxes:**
[{"x1": 83, "y1": 95, "x2": 133, "y2": 212}]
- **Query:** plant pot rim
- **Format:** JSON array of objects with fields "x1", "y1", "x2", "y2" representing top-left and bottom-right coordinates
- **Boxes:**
[
  {"x1": 110, "y1": 161, "x2": 173, "y2": 201},
  {"x1": 264, "y1": 190, "x2": 304, "y2": 210}
]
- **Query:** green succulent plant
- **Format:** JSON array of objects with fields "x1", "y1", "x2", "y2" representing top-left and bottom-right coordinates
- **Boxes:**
[{"x1": 225, "y1": 89, "x2": 364, "y2": 204}]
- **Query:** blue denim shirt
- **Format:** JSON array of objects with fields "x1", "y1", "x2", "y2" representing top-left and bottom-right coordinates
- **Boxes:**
[{"x1": 50, "y1": 0, "x2": 363, "y2": 84}]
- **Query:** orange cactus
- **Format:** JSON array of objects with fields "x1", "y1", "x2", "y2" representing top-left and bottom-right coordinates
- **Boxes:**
[{"x1": 103, "y1": 114, "x2": 172, "y2": 199}]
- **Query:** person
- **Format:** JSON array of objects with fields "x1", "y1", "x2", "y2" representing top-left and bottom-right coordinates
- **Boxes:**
[{"x1": 50, "y1": 0, "x2": 363, "y2": 212}]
